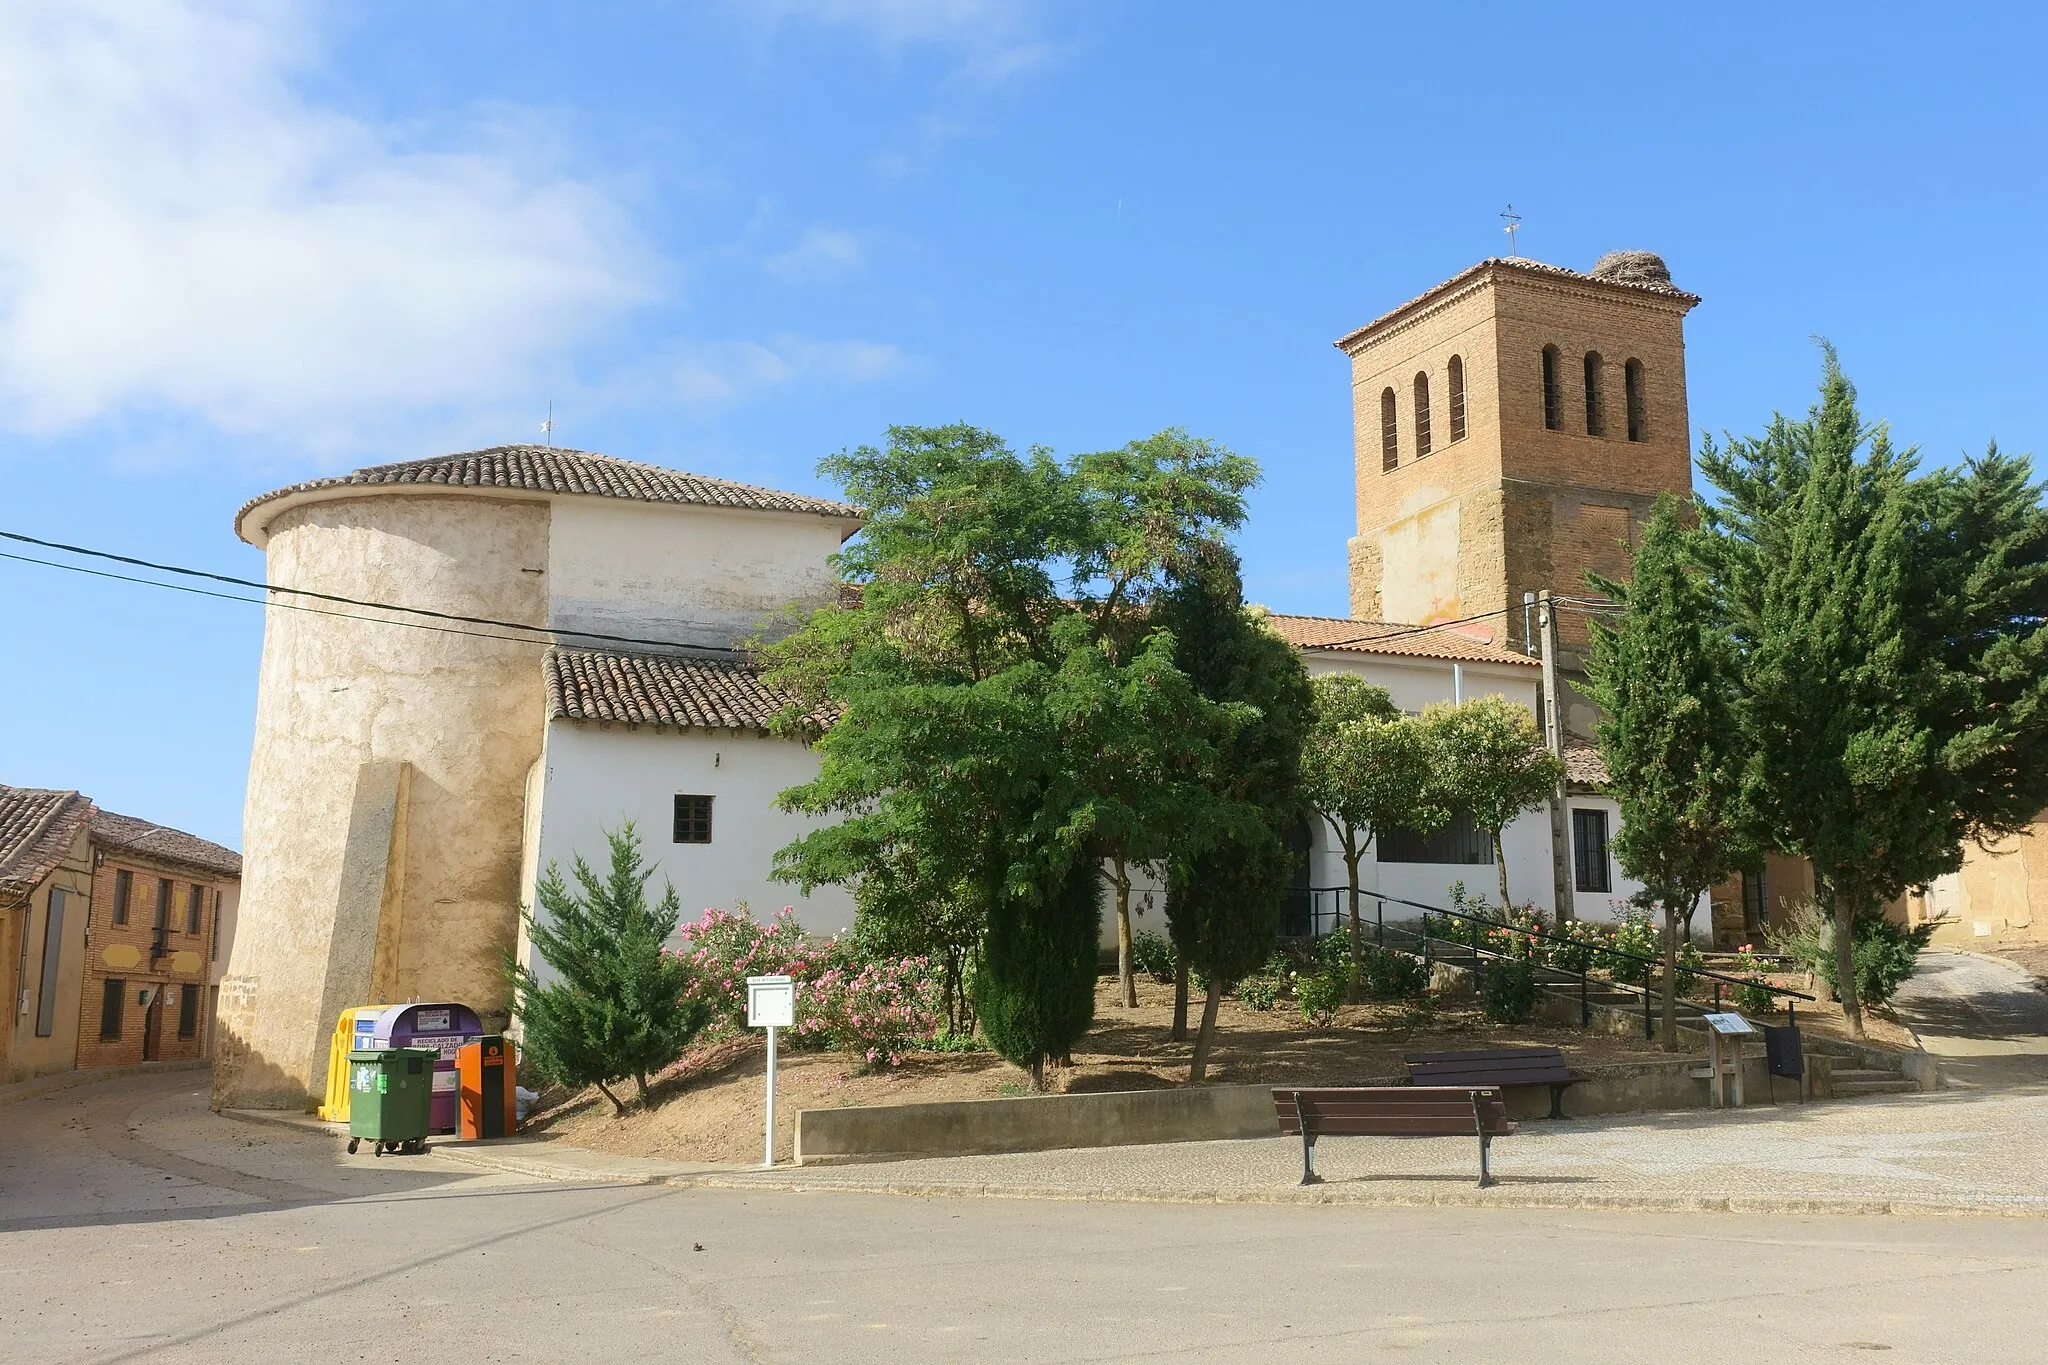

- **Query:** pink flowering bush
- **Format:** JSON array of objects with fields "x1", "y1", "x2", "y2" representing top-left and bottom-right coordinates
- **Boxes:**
[
  {"x1": 794, "y1": 957, "x2": 945, "y2": 1068},
  {"x1": 672, "y1": 905, "x2": 834, "y2": 1033}
]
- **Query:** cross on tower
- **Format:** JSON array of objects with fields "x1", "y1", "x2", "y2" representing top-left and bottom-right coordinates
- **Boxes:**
[{"x1": 1500, "y1": 204, "x2": 1522, "y2": 257}]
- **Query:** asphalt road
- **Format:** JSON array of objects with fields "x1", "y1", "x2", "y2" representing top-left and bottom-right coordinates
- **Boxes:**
[{"x1": 6, "y1": 1071, "x2": 2048, "y2": 1363}]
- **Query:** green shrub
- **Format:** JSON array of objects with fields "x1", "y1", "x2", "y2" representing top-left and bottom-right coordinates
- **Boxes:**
[
  {"x1": 1295, "y1": 963, "x2": 1350, "y2": 1027},
  {"x1": 1770, "y1": 900, "x2": 1934, "y2": 1007},
  {"x1": 1481, "y1": 956, "x2": 1540, "y2": 1023},
  {"x1": 1236, "y1": 974, "x2": 1282, "y2": 1011},
  {"x1": 1599, "y1": 908, "x2": 1658, "y2": 986},
  {"x1": 1359, "y1": 945, "x2": 1429, "y2": 1000},
  {"x1": 1543, "y1": 919, "x2": 1606, "y2": 976},
  {"x1": 1131, "y1": 929, "x2": 1178, "y2": 984}
]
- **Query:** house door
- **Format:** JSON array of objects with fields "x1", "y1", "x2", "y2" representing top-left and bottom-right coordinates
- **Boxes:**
[{"x1": 142, "y1": 987, "x2": 163, "y2": 1062}]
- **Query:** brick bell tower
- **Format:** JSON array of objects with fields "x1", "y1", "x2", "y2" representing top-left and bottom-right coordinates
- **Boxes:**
[{"x1": 1337, "y1": 251, "x2": 1700, "y2": 654}]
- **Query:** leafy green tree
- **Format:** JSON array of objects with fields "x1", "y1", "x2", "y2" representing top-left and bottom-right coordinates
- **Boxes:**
[
  {"x1": 508, "y1": 823, "x2": 707, "y2": 1116},
  {"x1": 1301, "y1": 676, "x2": 1445, "y2": 977},
  {"x1": 1421, "y1": 695, "x2": 1565, "y2": 915},
  {"x1": 1700, "y1": 349, "x2": 2048, "y2": 1038},
  {"x1": 765, "y1": 424, "x2": 1258, "y2": 1086},
  {"x1": 1159, "y1": 547, "x2": 1314, "y2": 1082},
  {"x1": 1583, "y1": 497, "x2": 1753, "y2": 1048}
]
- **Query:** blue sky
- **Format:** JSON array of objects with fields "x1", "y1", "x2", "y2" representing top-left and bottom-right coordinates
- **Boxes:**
[{"x1": 3, "y1": 1, "x2": 2045, "y2": 849}]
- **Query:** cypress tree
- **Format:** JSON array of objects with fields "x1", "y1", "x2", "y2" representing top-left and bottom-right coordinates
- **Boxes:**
[{"x1": 974, "y1": 857, "x2": 1101, "y2": 1090}]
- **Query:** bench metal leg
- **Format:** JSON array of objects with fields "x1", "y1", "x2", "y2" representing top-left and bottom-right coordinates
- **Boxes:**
[
  {"x1": 1471, "y1": 1091, "x2": 1494, "y2": 1189},
  {"x1": 1548, "y1": 1082, "x2": 1566, "y2": 1121},
  {"x1": 1293, "y1": 1091, "x2": 1322, "y2": 1186}
]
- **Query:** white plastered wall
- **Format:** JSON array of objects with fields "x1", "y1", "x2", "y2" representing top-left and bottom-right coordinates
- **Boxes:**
[{"x1": 525, "y1": 721, "x2": 856, "y2": 979}]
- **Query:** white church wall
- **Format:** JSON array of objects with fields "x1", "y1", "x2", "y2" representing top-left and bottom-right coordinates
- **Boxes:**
[
  {"x1": 526, "y1": 722, "x2": 856, "y2": 977},
  {"x1": 547, "y1": 498, "x2": 850, "y2": 650}
]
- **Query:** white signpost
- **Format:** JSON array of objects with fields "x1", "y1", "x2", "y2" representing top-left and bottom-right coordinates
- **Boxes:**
[
  {"x1": 1701, "y1": 1012, "x2": 1757, "y2": 1109},
  {"x1": 746, "y1": 975, "x2": 796, "y2": 1168}
]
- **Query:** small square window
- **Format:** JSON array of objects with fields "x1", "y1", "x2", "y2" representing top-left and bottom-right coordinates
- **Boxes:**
[{"x1": 673, "y1": 795, "x2": 713, "y2": 844}]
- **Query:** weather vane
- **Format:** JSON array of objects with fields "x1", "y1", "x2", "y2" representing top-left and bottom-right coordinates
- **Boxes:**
[
  {"x1": 1500, "y1": 204, "x2": 1522, "y2": 257},
  {"x1": 541, "y1": 400, "x2": 554, "y2": 448}
]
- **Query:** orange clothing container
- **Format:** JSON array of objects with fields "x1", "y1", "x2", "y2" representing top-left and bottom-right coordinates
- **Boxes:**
[{"x1": 457, "y1": 1035, "x2": 518, "y2": 1140}]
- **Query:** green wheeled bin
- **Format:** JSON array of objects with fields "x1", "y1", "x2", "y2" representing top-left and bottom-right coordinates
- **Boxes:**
[{"x1": 345, "y1": 1048, "x2": 437, "y2": 1156}]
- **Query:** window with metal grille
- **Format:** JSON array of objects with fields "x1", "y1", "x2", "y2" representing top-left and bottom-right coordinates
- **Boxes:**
[
  {"x1": 1447, "y1": 355, "x2": 1466, "y2": 443},
  {"x1": 187, "y1": 884, "x2": 203, "y2": 934},
  {"x1": 1380, "y1": 387, "x2": 1399, "y2": 471},
  {"x1": 1572, "y1": 808, "x2": 1611, "y2": 892},
  {"x1": 100, "y1": 978, "x2": 125, "y2": 1041},
  {"x1": 155, "y1": 878, "x2": 172, "y2": 929},
  {"x1": 1377, "y1": 808, "x2": 1493, "y2": 865},
  {"x1": 1583, "y1": 352, "x2": 1605, "y2": 436},
  {"x1": 1541, "y1": 346, "x2": 1562, "y2": 430},
  {"x1": 673, "y1": 794, "x2": 714, "y2": 844},
  {"x1": 112, "y1": 868, "x2": 131, "y2": 925},
  {"x1": 178, "y1": 985, "x2": 199, "y2": 1038},
  {"x1": 1625, "y1": 358, "x2": 1646, "y2": 441},
  {"x1": 1412, "y1": 372, "x2": 1432, "y2": 456},
  {"x1": 1742, "y1": 868, "x2": 1768, "y2": 931}
]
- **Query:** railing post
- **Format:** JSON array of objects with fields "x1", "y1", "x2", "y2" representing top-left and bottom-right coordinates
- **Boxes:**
[
  {"x1": 1375, "y1": 898, "x2": 1384, "y2": 948},
  {"x1": 1714, "y1": 982, "x2": 1722, "y2": 1012},
  {"x1": 1580, "y1": 971, "x2": 1589, "y2": 1028},
  {"x1": 1643, "y1": 982, "x2": 1653, "y2": 1040},
  {"x1": 1472, "y1": 915, "x2": 1484, "y2": 994}
]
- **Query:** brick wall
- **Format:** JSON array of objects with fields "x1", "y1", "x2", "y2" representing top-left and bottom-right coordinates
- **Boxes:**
[{"x1": 75, "y1": 858, "x2": 227, "y2": 1068}]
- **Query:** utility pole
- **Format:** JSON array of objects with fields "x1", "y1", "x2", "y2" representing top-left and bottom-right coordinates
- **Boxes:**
[{"x1": 1538, "y1": 590, "x2": 1576, "y2": 924}]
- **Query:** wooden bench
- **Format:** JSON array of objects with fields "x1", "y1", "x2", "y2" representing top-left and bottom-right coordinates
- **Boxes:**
[
  {"x1": 1272, "y1": 1087, "x2": 1516, "y2": 1187},
  {"x1": 1406, "y1": 1046, "x2": 1578, "y2": 1120}
]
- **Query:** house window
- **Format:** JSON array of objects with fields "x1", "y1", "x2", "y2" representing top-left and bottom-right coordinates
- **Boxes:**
[
  {"x1": 155, "y1": 878, "x2": 172, "y2": 930},
  {"x1": 1378, "y1": 808, "x2": 1493, "y2": 865},
  {"x1": 1541, "y1": 346, "x2": 1562, "y2": 430},
  {"x1": 100, "y1": 978, "x2": 125, "y2": 1041},
  {"x1": 1447, "y1": 355, "x2": 1467, "y2": 443},
  {"x1": 187, "y1": 884, "x2": 203, "y2": 934},
  {"x1": 672, "y1": 795, "x2": 714, "y2": 844},
  {"x1": 35, "y1": 888, "x2": 67, "y2": 1038},
  {"x1": 1583, "y1": 352, "x2": 1605, "y2": 436},
  {"x1": 113, "y1": 868, "x2": 132, "y2": 925},
  {"x1": 1572, "y1": 809, "x2": 1612, "y2": 892},
  {"x1": 210, "y1": 891, "x2": 221, "y2": 961},
  {"x1": 178, "y1": 985, "x2": 199, "y2": 1039},
  {"x1": 1742, "y1": 868, "x2": 1768, "y2": 931},
  {"x1": 1412, "y1": 372, "x2": 1432, "y2": 456},
  {"x1": 1380, "y1": 387, "x2": 1399, "y2": 471},
  {"x1": 1625, "y1": 359, "x2": 1646, "y2": 441}
]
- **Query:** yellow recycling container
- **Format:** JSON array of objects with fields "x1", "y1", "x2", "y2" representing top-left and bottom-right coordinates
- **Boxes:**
[{"x1": 316, "y1": 1006, "x2": 391, "y2": 1121}]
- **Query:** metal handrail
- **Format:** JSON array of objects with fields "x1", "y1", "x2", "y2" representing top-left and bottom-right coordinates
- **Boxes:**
[{"x1": 1304, "y1": 884, "x2": 1815, "y2": 1004}]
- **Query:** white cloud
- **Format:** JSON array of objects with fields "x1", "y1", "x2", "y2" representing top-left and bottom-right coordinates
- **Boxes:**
[
  {"x1": 617, "y1": 335, "x2": 909, "y2": 408},
  {"x1": 750, "y1": 0, "x2": 1056, "y2": 86},
  {"x1": 764, "y1": 226, "x2": 868, "y2": 283},
  {"x1": 0, "y1": 0, "x2": 655, "y2": 453}
]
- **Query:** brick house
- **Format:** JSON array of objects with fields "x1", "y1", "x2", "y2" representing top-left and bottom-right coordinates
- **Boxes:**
[
  {"x1": 1, "y1": 787, "x2": 96, "y2": 1082},
  {"x1": 76, "y1": 810, "x2": 241, "y2": 1068}
]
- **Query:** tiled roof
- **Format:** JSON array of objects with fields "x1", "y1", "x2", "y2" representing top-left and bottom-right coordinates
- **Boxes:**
[
  {"x1": 546, "y1": 648, "x2": 825, "y2": 734},
  {"x1": 90, "y1": 810, "x2": 243, "y2": 879},
  {"x1": 1268, "y1": 614, "x2": 1539, "y2": 668},
  {"x1": 1564, "y1": 737, "x2": 1611, "y2": 790},
  {"x1": 1335, "y1": 256, "x2": 1700, "y2": 354},
  {"x1": 237, "y1": 445, "x2": 861, "y2": 543},
  {"x1": 0, "y1": 786, "x2": 93, "y2": 904}
]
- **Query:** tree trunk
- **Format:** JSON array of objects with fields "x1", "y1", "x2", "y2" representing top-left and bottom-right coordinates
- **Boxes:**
[
  {"x1": 1346, "y1": 829, "x2": 1365, "y2": 1002},
  {"x1": 1493, "y1": 831, "x2": 1513, "y2": 915},
  {"x1": 1833, "y1": 896, "x2": 1865, "y2": 1040},
  {"x1": 1171, "y1": 959, "x2": 1190, "y2": 1041},
  {"x1": 1660, "y1": 906, "x2": 1679, "y2": 1052},
  {"x1": 1030, "y1": 1054, "x2": 1046, "y2": 1092},
  {"x1": 595, "y1": 1079, "x2": 626, "y2": 1117},
  {"x1": 1187, "y1": 977, "x2": 1226, "y2": 1084},
  {"x1": 1113, "y1": 858, "x2": 1137, "y2": 1009},
  {"x1": 636, "y1": 1069, "x2": 652, "y2": 1108}
]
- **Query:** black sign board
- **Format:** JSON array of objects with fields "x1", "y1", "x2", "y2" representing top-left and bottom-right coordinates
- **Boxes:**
[{"x1": 1763, "y1": 1024, "x2": 1804, "y2": 1079}]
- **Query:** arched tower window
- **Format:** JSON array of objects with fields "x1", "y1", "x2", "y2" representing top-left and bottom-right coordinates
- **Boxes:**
[
  {"x1": 1624, "y1": 359, "x2": 1646, "y2": 441},
  {"x1": 1413, "y1": 372, "x2": 1432, "y2": 457},
  {"x1": 1583, "y1": 352, "x2": 1605, "y2": 437},
  {"x1": 1447, "y1": 355, "x2": 1467, "y2": 443},
  {"x1": 1541, "y1": 346, "x2": 1561, "y2": 430},
  {"x1": 1380, "y1": 387, "x2": 1399, "y2": 471}
]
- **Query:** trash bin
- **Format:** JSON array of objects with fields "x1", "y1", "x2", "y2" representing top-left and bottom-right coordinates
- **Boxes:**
[
  {"x1": 345, "y1": 1047, "x2": 438, "y2": 1156},
  {"x1": 457, "y1": 1035, "x2": 518, "y2": 1140}
]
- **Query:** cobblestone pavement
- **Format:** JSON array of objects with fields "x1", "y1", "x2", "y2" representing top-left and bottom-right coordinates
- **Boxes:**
[
  {"x1": 678, "y1": 1084, "x2": 2048, "y2": 1215},
  {"x1": 1893, "y1": 948, "x2": 2048, "y2": 1088}
]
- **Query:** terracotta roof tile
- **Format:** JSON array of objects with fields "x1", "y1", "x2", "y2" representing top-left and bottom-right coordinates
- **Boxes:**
[
  {"x1": 1564, "y1": 737, "x2": 1610, "y2": 790},
  {"x1": 1335, "y1": 256, "x2": 1700, "y2": 354},
  {"x1": 89, "y1": 809, "x2": 242, "y2": 879},
  {"x1": 238, "y1": 445, "x2": 861, "y2": 542},
  {"x1": 1267, "y1": 613, "x2": 1539, "y2": 668},
  {"x1": 545, "y1": 648, "x2": 827, "y2": 734},
  {"x1": 0, "y1": 786, "x2": 93, "y2": 903}
]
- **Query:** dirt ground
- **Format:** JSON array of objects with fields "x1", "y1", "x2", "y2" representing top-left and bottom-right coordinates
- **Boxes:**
[
  {"x1": 1991, "y1": 942, "x2": 2048, "y2": 989},
  {"x1": 523, "y1": 974, "x2": 1917, "y2": 1165}
]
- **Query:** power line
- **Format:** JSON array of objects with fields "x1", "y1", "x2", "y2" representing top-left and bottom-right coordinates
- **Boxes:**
[
  {"x1": 0, "y1": 529, "x2": 747, "y2": 657},
  {"x1": 1305, "y1": 604, "x2": 1519, "y2": 651}
]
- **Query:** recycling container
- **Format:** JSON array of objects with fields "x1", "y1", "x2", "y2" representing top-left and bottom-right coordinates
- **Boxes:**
[
  {"x1": 345, "y1": 1047, "x2": 438, "y2": 1156},
  {"x1": 457, "y1": 1035, "x2": 518, "y2": 1140},
  {"x1": 369, "y1": 1002, "x2": 483, "y2": 1135}
]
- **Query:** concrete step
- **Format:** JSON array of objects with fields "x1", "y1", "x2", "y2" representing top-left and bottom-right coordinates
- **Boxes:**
[{"x1": 1831, "y1": 1069, "x2": 1917, "y2": 1098}]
